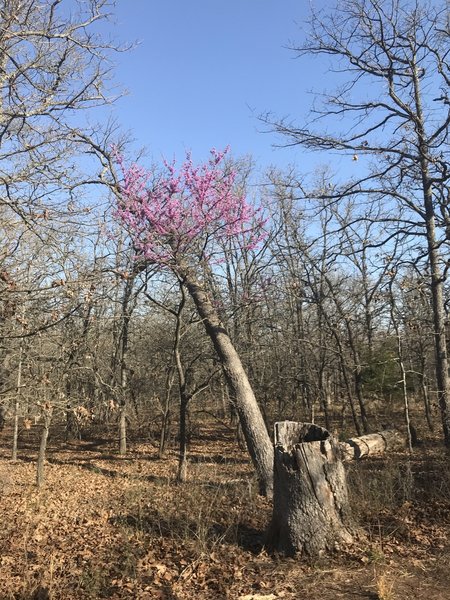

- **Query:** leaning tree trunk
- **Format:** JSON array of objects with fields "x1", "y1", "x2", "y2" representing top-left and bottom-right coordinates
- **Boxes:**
[
  {"x1": 181, "y1": 268, "x2": 274, "y2": 497},
  {"x1": 267, "y1": 421, "x2": 354, "y2": 556}
]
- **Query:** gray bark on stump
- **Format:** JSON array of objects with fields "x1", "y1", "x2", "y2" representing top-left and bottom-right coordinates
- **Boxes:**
[{"x1": 267, "y1": 421, "x2": 354, "y2": 557}]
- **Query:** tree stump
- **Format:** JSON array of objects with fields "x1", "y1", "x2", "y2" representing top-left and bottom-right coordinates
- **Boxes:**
[{"x1": 267, "y1": 421, "x2": 354, "y2": 557}]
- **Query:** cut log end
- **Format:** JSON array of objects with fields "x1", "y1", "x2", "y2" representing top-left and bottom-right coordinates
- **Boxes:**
[{"x1": 340, "y1": 429, "x2": 407, "y2": 461}]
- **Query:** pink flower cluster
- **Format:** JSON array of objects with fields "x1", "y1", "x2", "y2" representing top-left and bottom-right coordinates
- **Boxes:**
[{"x1": 114, "y1": 148, "x2": 265, "y2": 267}]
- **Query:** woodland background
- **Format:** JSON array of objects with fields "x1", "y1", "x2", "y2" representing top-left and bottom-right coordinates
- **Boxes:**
[{"x1": 0, "y1": 0, "x2": 450, "y2": 598}]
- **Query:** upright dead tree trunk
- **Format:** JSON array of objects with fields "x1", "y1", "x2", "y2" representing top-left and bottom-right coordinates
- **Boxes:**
[{"x1": 267, "y1": 421, "x2": 354, "y2": 557}]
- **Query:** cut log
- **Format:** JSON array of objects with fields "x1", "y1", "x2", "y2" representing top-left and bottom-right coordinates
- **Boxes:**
[
  {"x1": 267, "y1": 421, "x2": 354, "y2": 557},
  {"x1": 340, "y1": 429, "x2": 406, "y2": 461}
]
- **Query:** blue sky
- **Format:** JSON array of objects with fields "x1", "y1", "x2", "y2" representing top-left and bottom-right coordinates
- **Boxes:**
[{"x1": 107, "y1": 1, "x2": 332, "y2": 174}]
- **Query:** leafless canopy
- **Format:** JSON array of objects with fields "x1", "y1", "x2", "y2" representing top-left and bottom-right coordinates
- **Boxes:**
[{"x1": 0, "y1": 0, "x2": 124, "y2": 230}]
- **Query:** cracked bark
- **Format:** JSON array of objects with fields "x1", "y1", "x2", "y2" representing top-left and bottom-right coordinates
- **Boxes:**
[{"x1": 267, "y1": 421, "x2": 354, "y2": 556}]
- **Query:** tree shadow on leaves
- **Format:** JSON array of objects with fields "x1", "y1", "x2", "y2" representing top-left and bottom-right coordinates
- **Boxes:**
[
  {"x1": 47, "y1": 456, "x2": 171, "y2": 484},
  {"x1": 186, "y1": 453, "x2": 248, "y2": 465},
  {"x1": 109, "y1": 509, "x2": 265, "y2": 555}
]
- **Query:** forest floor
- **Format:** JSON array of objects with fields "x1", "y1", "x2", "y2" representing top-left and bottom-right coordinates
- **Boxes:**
[{"x1": 0, "y1": 421, "x2": 450, "y2": 600}]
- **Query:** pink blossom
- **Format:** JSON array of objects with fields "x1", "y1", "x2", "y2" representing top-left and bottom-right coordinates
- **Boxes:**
[{"x1": 113, "y1": 148, "x2": 266, "y2": 269}]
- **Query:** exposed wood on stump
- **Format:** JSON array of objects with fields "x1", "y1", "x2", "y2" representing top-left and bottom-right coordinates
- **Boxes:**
[
  {"x1": 340, "y1": 429, "x2": 406, "y2": 461},
  {"x1": 267, "y1": 421, "x2": 354, "y2": 557}
]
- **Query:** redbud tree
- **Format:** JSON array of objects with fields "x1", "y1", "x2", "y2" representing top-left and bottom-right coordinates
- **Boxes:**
[
  {"x1": 114, "y1": 148, "x2": 274, "y2": 496},
  {"x1": 114, "y1": 148, "x2": 264, "y2": 269}
]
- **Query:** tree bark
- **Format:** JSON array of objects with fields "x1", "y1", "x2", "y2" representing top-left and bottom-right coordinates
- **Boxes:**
[
  {"x1": 267, "y1": 421, "x2": 354, "y2": 557},
  {"x1": 171, "y1": 284, "x2": 189, "y2": 483},
  {"x1": 181, "y1": 268, "x2": 274, "y2": 497},
  {"x1": 118, "y1": 406, "x2": 127, "y2": 455},
  {"x1": 340, "y1": 429, "x2": 406, "y2": 461},
  {"x1": 118, "y1": 274, "x2": 135, "y2": 455},
  {"x1": 411, "y1": 63, "x2": 450, "y2": 446}
]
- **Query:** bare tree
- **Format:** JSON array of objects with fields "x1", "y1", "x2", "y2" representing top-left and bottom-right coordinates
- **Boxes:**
[
  {"x1": 0, "y1": 0, "x2": 129, "y2": 466},
  {"x1": 268, "y1": 0, "x2": 450, "y2": 443},
  {"x1": 0, "y1": 0, "x2": 124, "y2": 227}
]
